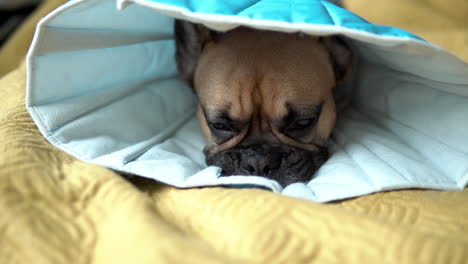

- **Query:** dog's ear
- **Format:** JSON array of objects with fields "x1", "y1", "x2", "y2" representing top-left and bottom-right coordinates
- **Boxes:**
[
  {"x1": 321, "y1": 36, "x2": 353, "y2": 83},
  {"x1": 174, "y1": 19, "x2": 220, "y2": 88}
]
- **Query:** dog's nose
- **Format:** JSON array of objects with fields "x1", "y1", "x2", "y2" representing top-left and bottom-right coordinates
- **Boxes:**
[
  {"x1": 241, "y1": 157, "x2": 272, "y2": 175},
  {"x1": 240, "y1": 146, "x2": 281, "y2": 176}
]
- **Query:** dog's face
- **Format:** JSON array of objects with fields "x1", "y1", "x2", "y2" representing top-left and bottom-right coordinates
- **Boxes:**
[{"x1": 174, "y1": 21, "x2": 352, "y2": 186}]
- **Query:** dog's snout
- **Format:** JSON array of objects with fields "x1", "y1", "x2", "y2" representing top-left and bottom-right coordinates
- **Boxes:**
[
  {"x1": 208, "y1": 143, "x2": 329, "y2": 187},
  {"x1": 239, "y1": 145, "x2": 281, "y2": 176},
  {"x1": 241, "y1": 156, "x2": 272, "y2": 175}
]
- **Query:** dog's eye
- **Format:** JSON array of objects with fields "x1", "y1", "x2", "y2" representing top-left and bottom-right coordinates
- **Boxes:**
[
  {"x1": 208, "y1": 122, "x2": 238, "y2": 143},
  {"x1": 282, "y1": 118, "x2": 316, "y2": 140},
  {"x1": 210, "y1": 122, "x2": 231, "y2": 131},
  {"x1": 290, "y1": 118, "x2": 315, "y2": 130}
]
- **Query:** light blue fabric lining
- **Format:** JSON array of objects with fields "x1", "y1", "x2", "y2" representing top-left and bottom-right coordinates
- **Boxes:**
[{"x1": 26, "y1": 0, "x2": 468, "y2": 202}]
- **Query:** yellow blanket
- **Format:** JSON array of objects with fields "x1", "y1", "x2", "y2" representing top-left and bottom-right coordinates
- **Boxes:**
[{"x1": 1, "y1": 1, "x2": 467, "y2": 263}]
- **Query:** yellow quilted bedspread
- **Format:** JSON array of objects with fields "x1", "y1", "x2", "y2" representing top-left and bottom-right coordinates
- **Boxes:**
[{"x1": 1, "y1": 0, "x2": 467, "y2": 263}]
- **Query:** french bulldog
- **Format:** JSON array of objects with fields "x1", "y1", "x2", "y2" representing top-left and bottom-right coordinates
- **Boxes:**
[{"x1": 174, "y1": 20, "x2": 352, "y2": 187}]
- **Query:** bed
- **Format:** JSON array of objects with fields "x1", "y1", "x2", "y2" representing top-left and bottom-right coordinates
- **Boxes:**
[{"x1": 1, "y1": 0, "x2": 467, "y2": 263}]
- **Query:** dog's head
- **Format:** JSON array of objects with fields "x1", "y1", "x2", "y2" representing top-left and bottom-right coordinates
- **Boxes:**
[{"x1": 174, "y1": 20, "x2": 352, "y2": 186}]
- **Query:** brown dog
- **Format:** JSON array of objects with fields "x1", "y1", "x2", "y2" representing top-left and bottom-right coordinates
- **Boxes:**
[{"x1": 174, "y1": 20, "x2": 352, "y2": 187}]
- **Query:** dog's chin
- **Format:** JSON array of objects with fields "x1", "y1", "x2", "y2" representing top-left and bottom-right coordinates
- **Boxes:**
[{"x1": 205, "y1": 144, "x2": 329, "y2": 187}]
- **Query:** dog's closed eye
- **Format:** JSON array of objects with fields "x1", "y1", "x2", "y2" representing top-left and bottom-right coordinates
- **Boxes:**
[
  {"x1": 283, "y1": 118, "x2": 317, "y2": 139},
  {"x1": 207, "y1": 120, "x2": 238, "y2": 142},
  {"x1": 202, "y1": 105, "x2": 245, "y2": 143},
  {"x1": 281, "y1": 102, "x2": 323, "y2": 139},
  {"x1": 210, "y1": 122, "x2": 231, "y2": 131},
  {"x1": 288, "y1": 118, "x2": 317, "y2": 130}
]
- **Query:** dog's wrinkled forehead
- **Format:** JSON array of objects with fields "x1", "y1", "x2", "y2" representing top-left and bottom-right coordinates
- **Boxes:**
[{"x1": 194, "y1": 28, "x2": 336, "y2": 120}]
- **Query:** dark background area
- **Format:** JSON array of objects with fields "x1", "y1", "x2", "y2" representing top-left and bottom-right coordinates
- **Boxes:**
[{"x1": 0, "y1": 1, "x2": 40, "y2": 46}]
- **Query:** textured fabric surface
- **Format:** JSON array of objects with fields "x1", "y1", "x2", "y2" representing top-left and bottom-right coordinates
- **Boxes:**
[{"x1": 1, "y1": 0, "x2": 468, "y2": 263}]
